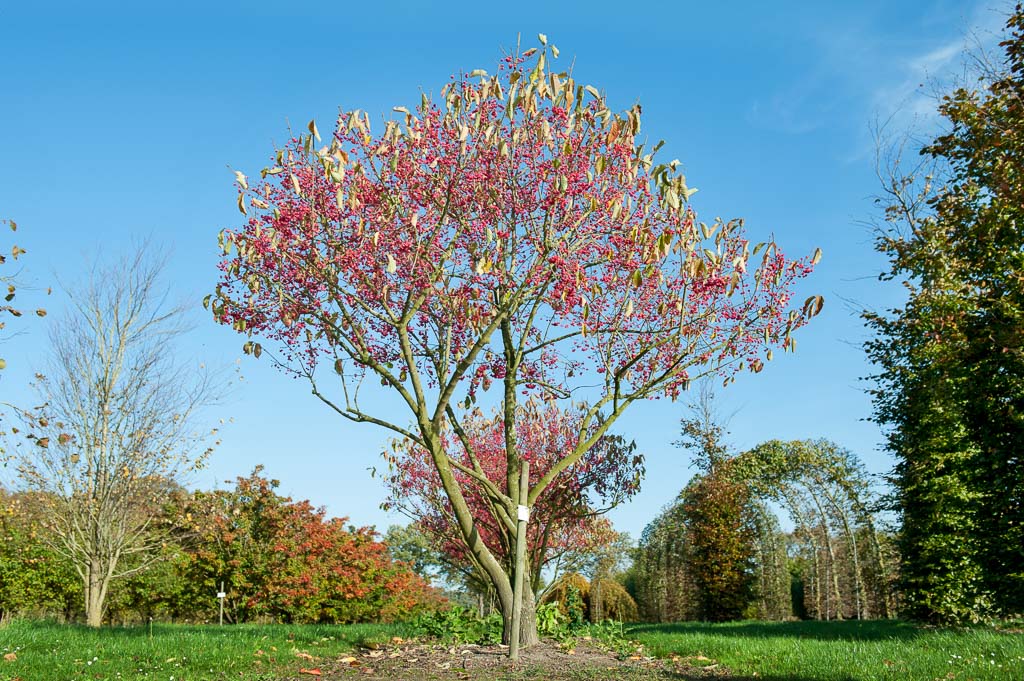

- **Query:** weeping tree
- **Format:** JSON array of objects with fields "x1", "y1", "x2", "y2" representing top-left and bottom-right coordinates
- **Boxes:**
[
  {"x1": 633, "y1": 501, "x2": 696, "y2": 622},
  {"x1": 749, "y1": 501, "x2": 792, "y2": 620},
  {"x1": 4, "y1": 250, "x2": 218, "y2": 626},
  {"x1": 210, "y1": 36, "x2": 820, "y2": 649},
  {"x1": 633, "y1": 382, "x2": 786, "y2": 622},
  {"x1": 632, "y1": 478, "x2": 790, "y2": 622}
]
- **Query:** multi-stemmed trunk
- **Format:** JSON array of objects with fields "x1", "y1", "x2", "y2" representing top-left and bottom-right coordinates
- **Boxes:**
[{"x1": 425, "y1": 435, "x2": 540, "y2": 651}]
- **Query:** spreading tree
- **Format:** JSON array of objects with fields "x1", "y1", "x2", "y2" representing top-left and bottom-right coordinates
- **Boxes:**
[
  {"x1": 211, "y1": 37, "x2": 820, "y2": 647},
  {"x1": 383, "y1": 402, "x2": 642, "y2": 602}
]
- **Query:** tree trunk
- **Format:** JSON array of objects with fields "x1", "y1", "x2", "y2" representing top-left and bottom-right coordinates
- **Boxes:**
[
  {"x1": 503, "y1": 586, "x2": 540, "y2": 647},
  {"x1": 496, "y1": 565, "x2": 540, "y2": 647},
  {"x1": 84, "y1": 557, "x2": 106, "y2": 627}
]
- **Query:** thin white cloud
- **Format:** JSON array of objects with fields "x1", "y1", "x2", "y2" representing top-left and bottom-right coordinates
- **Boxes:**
[{"x1": 745, "y1": 1, "x2": 1010, "y2": 157}]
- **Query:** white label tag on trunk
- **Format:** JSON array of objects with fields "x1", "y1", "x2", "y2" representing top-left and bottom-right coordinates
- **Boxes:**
[
  {"x1": 517, "y1": 505, "x2": 530, "y2": 522},
  {"x1": 217, "y1": 592, "x2": 226, "y2": 598}
]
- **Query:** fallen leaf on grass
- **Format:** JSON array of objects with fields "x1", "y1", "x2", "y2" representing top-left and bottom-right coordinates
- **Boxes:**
[
  {"x1": 367, "y1": 650, "x2": 384, "y2": 658},
  {"x1": 295, "y1": 652, "x2": 315, "y2": 661},
  {"x1": 3, "y1": 653, "x2": 16, "y2": 662},
  {"x1": 299, "y1": 669, "x2": 322, "y2": 677}
]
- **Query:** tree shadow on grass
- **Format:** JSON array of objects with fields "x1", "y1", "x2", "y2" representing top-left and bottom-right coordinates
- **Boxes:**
[{"x1": 628, "y1": 618, "x2": 923, "y2": 642}]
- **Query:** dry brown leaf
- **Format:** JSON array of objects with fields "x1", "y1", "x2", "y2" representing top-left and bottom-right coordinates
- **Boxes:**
[{"x1": 299, "y1": 669, "x2": 322, "y2": 676}]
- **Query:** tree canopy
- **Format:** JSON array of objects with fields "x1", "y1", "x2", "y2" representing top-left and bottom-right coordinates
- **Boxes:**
[
  {"x1": 211, "y1": 36, "x2": 820, "y2": 645},
  {"x1": 865, "y1": 4, "x2": 1024, "y2": 622}
]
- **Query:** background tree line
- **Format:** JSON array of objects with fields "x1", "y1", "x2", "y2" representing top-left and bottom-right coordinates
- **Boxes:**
[
  {"x1": 0, "y1": 468, "x2": 443, "y2": 626},
  {"x1": 627, "y1": 389, "x2": 896, "y2": 624}
]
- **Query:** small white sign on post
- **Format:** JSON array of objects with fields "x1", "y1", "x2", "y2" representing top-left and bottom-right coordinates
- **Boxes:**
[
  {"x1": 218, "y1": 580, "x2": 226, "y2": 626},
  {"x1": 517, "y1": 505, "x2": 530, "y2": 522}
]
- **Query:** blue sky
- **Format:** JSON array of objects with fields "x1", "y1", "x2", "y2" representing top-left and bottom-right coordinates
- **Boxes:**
[{"x1": 0, "y1": 1, "x2": 1010, "y2": 539}]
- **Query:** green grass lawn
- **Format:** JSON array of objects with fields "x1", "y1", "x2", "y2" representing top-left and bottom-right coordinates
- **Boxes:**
[
  {"x1": 1, "y1": 619, "x2": 1021, "y2": 680},
  {"x1": 629, "y1": 619, "x2": 1024, "y2": 680},
  {"x1": 0, "y1": 619, "x2": 409, "y2": 680}
]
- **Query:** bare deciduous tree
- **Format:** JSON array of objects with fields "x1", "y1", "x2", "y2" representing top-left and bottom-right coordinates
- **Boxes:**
[{"x1": 3, "y1": 248, "x2": 218, "y2": 626}]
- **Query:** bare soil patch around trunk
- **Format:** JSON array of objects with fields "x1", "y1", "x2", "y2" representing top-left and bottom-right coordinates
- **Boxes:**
[{"x1": 296, "y1": 638, "x2": 730, "y2": 680}]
